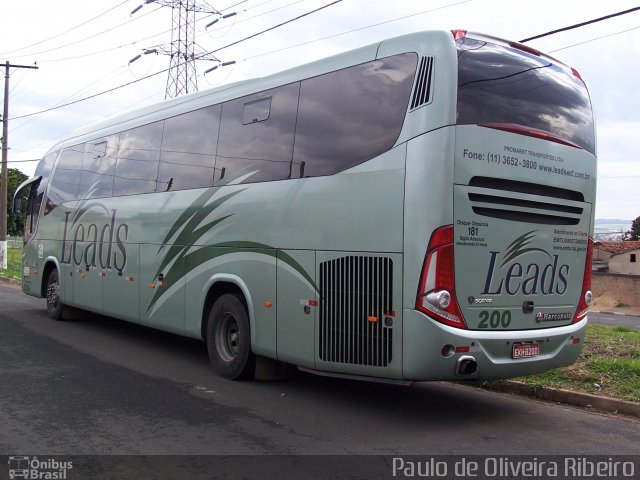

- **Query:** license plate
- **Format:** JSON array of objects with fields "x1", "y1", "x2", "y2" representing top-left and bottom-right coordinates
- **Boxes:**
[{"x1": 512, "y1": 342, "x2": 540, "y2": 359}]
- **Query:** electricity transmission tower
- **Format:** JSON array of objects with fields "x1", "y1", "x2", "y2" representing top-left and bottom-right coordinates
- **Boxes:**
[{"x1": 130, "y1": 0, "x2": 232, "y2": 99}]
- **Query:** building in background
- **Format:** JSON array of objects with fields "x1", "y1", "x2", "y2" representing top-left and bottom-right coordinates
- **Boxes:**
[{"x1": 593, "y1": 241, "x2": 640, "y2": 274}]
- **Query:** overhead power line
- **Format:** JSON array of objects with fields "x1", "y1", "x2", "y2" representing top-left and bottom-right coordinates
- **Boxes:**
[
  {"x1": 7, "y1": 158, "x2": 40, "y2": 163},
  {"x1": 202, "y1": 0, "x2": 342, "y2": 56},
  {"x1": 550, "y1": 25, "x2": 640, "y2": 53},
  {"x1": 243, "y1": 0, "x2": 473, "y2": 61},
  {"x1": 520, "y1": 5, "x2": 640, "y2": 42},
  {"x1": 6, "y1": 4, "x2": 163, "y2": 61},
  {"x1": 10, "y1": 0, "x2": 343, "y2": 121},
  {"x1": 11, "y1": 68, "x2": 169, "y2": 120},
  {"x1": 0, "y1": 0, "x2": 130, "y2": 57},
  {"x1": 29, "y1": 0, "x2": 298, "y2": 65},
  {"x1": 130, "y1": 0, "x2": 225, "y2": 99},
  {"x1": 10, "y1": 1, "x2": 637, "y2": 124}
]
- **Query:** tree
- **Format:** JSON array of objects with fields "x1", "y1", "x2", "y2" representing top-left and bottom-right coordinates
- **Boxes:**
[
  {"x1": 5, "y1": 168, "x2": 28, "y2": 237},
  {"x1": 625, "y1": 215, "x2": 640, "y2": 241}
]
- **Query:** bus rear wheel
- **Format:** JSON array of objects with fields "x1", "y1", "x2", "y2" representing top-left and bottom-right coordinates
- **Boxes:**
[
  {"x1": 206, "y1": 293, "x2": 255, "y2": 380},
  {"x1": 45, "y1": 269, "x2": 64, "y2": 320}
]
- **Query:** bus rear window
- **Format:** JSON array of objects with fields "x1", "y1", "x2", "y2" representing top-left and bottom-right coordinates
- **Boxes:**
[{"x1": 456, "y1": 37, "x2": 595, "y2": 155}]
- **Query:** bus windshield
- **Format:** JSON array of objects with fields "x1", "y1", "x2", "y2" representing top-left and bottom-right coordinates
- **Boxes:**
[{"x1": 456, "y1": 36, "x2": 596, "y2": 155}]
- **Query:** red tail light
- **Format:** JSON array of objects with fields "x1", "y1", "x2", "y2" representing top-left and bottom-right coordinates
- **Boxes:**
[
  {"x1": 416, "y1": 225, "x2": 467, "y2": 329},
  {"x1": 509, "y1": 41, "x2": 541, "y2": 56},
  {"x1": 451, "y1": 30, "x2": 467, "y2": 40},
  {"x1": 572, "y1": 237, "x2": 593, "y2": 323},
  {"x1": 571, "y1": 67, "x2": 583, "y2": 81},
  {"x1": 480, "y1": 123, "x2": 582, "y2": 150}
]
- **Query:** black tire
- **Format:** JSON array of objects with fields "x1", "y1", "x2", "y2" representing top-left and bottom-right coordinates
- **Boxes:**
[
  {"x1": 45, "y1": 269, "x2": 64, "y2": 320},
  {"x1": 206, "y1": 293, "x2": 255, "y2": 380}
]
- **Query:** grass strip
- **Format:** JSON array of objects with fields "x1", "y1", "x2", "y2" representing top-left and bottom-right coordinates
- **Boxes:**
[
  {"x1": 518, "y1": 324, "x2": 640, "y2": 403},
  {"x1": 0, "y1": 247, "x2": 22, "y2": 280}
]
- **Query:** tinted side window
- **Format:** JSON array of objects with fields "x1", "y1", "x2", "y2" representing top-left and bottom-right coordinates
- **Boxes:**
[
  {"x1": 79, "y1": 135, "x2": 118, "y2": 199},
  {"x1": 47, "y1": 144, "x2": 84, "y2": 208},
  {"x1": 158, "y1": 105, "x2": 221, "y2": 191},
  {"x1": 35, "y1": 150, "x2": 57, "y2": 191},
  {"x1": 293, "y1": 53, "x2": 417, "y2": 178},
  {"x1": 113, "y1": 122, "x2": 163, "y2": 196},
  {"x1": 36, "y1": 150, "x2": 58, "y2": 215},
  {"x1": 24, "y1": 179, "x2": 41, "y2": 242},
  {"x1": 216, "y1": 82, "x2": 300, "y2": 184}
]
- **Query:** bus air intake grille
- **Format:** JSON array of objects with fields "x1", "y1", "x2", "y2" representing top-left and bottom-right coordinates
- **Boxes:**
[
  {"x1": 410, "y1": 56, "x2": 434, "y2": 110},
  {"x1": 467, "y1": 176, "x2": 584, "y2": 225},
  {"x1": 319, "y1": 256, "x2": 393, "y2": 367}
]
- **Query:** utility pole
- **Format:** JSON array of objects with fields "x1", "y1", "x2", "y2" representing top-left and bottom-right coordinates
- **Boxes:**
[
  {"x1": 1, "y1": 61, "x2": 38, "y2": 269},
  {"x1": 129, "y1": 0, "x2": 235, "y2": 99}
]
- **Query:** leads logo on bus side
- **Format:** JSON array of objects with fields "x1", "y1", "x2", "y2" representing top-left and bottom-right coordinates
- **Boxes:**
[
  {"x1": 482, "y1": 231, "x2": 569, "y2": 296},
  {"x1": 60, "y1": 208, "x2": 129, "y2": 271}
]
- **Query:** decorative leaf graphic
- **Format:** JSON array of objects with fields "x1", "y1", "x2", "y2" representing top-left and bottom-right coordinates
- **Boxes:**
[
  {"x1": 500, "y1": 230, "x2": 551, "y2": 267},
  {"x1": 147, "y1": 189, "x2": 318, "y2": 313}
]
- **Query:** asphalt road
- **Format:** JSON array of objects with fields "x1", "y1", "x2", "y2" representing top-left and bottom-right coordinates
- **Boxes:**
[{"x1": 0, "y1": 282, "x2": 639, "y2": 477}]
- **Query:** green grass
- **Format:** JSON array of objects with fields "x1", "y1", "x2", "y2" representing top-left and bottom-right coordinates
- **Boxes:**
[
  {"x1": 0, "y1": 247, "x2": 22, "y2": 280},
  {"x1": 517, "y1": 324, "x2": 640, "y2": 403}
]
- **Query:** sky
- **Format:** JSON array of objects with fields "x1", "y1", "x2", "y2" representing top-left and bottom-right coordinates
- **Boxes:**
[{"x1": 1, "y1": 0, "x2": 639, "y2": 221}]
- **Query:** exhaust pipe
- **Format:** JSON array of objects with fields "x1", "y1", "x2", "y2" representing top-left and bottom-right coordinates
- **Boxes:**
[{"x1": 456, "y1": 355, "x2": 478, "y2": 376}]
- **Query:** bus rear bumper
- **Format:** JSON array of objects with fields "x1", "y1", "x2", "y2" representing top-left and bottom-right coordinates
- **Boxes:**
[{"x1": 402, "y1": 309, "x2": 587, "y2": 381}]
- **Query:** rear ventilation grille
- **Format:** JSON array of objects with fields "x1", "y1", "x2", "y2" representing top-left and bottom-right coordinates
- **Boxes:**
[
  {"x1": 469, "y1": 177, "x2": 584, "y2": 201},
  {"x1": 467, "y1": 176, "x2": 584, "y2": 225},
  {"x1": 410, "y1": 56, "x2": 434, "y2": 109},
  {"x1": 319, "y1": 256, "x2": 393, "y2": 367}
]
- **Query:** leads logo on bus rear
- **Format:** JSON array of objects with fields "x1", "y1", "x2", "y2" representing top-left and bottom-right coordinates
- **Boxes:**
[{"x1": 482, "y1": 231, "x2": 569, "y2": 296}]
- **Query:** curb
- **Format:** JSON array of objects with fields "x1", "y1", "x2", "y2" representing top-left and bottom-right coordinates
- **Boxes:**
[
  {"x1": 0, "y1": 276, "x2": 21, "y2": 286},
  {"x1": 590, "y1": 309, "x2": 640, "y2": 317},
  {"x1": 480, "y1": 380, "x2": 640, "y2": 418}
]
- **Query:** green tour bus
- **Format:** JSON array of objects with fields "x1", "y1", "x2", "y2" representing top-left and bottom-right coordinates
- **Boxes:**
[{"x1": 14, "y1": 30, "x2": 596, "y2": 382}]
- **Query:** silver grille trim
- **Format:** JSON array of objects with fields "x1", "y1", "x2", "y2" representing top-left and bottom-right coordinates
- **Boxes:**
[{"x1": 319, "y1": 256, "x2": 393, "y2": 367}]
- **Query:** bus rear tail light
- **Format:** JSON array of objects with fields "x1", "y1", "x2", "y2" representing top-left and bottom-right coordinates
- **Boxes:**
[
  {"x1": 480, "y1": 123, "x2": 582, "y2": 150},
  {"x1": 571, "y1": 67, "x2": 583, "y2": 81},
  {"x1": 572, "y1": 237, "x2": 593, "y2": 323},
  {"x1": 451, "y1": 30, "x2": 467, "y2": 40},
  {"x1": 509, "y1": 41, "x2": 541, "y2": 56},
  {"x1": 416, "y1": 225, "x2": 467, "y2": 329}
]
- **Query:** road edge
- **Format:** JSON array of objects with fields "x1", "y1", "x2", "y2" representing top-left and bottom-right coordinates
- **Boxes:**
[
  {"x1": 3, "y1": 274, "x2": 637, "y2": 418},
  {"x1": 590, "y1": 309, "x2": 640, "y2": 317},
  {"x1": 477, "y1": 380, "x2": 640, "y2": 418}
]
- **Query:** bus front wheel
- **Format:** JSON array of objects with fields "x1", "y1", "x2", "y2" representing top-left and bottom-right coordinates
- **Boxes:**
[
  {"x1": 206, "y1": 293, "x2": 255, "y2": 380},
  {"x1": 45, "y1": 269, "x2": 64, "y2": 320}
]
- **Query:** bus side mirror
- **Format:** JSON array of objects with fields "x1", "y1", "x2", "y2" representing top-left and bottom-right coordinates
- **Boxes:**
[
  {"x1": 12, "y1": 195, "x2": 22, "y2": 214},
  {"x1": 12, "y1": 175, "x2": 41, "y2": 215}
]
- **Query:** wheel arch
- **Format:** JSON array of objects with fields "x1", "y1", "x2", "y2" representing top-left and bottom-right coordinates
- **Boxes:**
[
  {"x1": 41, "y1": 257, "x2": 62, "y2": 297},
  {"x1": 200, "y1": 274, "x2": 255, "y2": 348}
]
